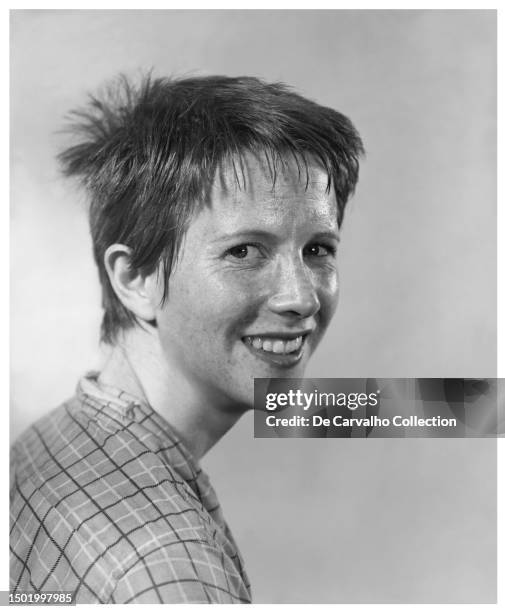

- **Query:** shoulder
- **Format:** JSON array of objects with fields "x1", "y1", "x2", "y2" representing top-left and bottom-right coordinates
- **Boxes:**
[
  {"x1": 11, "y1": 392, "x2": 199, "y2": 515},
  {"x1": 10, "y1": 395, "x2": 223, "y2": 602}
]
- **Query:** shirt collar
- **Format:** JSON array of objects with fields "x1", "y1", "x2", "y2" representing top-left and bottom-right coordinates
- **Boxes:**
[{"x1": 76, "y1": 371, "x2": 223, "y2": 523}]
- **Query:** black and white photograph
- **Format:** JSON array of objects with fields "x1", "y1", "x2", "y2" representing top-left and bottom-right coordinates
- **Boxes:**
[{"x1": 9, "y1": 9, "x2": 497, "y2": 604}]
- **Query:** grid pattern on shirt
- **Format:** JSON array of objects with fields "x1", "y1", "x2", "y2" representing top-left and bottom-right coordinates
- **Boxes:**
[{"x1": 10, "y1": 374, "x2": 251, "y2": 604}]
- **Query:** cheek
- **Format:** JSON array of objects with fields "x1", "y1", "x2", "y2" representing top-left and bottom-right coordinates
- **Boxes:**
[
  {"x1": 163, "y1": 271, "x2": 262, "y2": 348},
  {"x1": 318, "y1": 271, "x2": 340, "y2": 324},
  {"x1": 205, "y1": 278, "x2": 264, "y2": 347}
]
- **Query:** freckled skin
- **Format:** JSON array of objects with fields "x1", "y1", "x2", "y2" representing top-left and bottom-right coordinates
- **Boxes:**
[{"x1": 154, "y1": 156, "x2": 340, "y2": 412}]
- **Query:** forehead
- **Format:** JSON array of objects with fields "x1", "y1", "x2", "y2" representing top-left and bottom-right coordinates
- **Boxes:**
[{"x1": 202, "y1": 152, "x2": 338, "y2": 229}]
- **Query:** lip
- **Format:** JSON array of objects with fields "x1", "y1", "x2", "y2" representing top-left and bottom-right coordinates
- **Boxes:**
[
  {"x1": 241, "y1": 330, "x2": 312, "y2": 368},
  {"x1": 245, "y1": 330, "x2": 312, "y2": 340}
]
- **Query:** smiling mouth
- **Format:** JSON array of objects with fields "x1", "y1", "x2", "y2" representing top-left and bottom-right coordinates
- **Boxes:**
[
  {"x1": 244, "y1": 335, "x2": 304, "y2": 354},
  {"x1": 242, "y1": 334, "x2": 309, "y2": 367}
]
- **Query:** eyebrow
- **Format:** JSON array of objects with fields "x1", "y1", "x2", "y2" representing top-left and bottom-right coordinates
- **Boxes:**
[
  {"x1": 210, "y1": 229, "x2": 340, "y2": 244},
  {"x1": 310, "y1": 231, "x2": 341, "y2": 243},
  {"x1": 209, "y1": 230, "x2": 276, "y2": 244}
]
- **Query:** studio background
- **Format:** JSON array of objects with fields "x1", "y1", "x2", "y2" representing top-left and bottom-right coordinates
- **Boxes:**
[{"x1": 10, "y1": 10, "x2": 497, "y2": 603}]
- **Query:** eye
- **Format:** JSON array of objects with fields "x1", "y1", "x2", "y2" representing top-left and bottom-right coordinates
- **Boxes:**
[
  {"x1": 303, "y1": 243, "x2": 336, "y2": 258},
  {"x1": 227, "y1": 245, "x2": 250, "y2": 259},
  {"x1": 224, "y1": 243, "x2": 264, "y2": 262}
]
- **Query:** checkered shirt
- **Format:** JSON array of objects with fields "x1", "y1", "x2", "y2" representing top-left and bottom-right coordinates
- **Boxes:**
[{"x1": 10, "y1": 373, "x2": 252, "y2": 603}]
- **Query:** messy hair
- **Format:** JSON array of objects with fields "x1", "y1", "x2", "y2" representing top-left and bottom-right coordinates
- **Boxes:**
[{"x1": 59, "y1": 73, "x2": 364, "y2": 344}]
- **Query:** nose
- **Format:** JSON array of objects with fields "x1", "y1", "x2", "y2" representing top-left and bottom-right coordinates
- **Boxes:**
[{"x1": 267, "y1": 256, "x2": 320, "y2": 318}]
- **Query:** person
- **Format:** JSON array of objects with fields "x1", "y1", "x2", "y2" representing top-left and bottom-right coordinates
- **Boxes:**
[{"x1": 10, "y1": 74, "x2": 364, "y2": 603}]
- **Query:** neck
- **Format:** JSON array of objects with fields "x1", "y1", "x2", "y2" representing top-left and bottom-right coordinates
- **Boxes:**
[{"x1": 98, "y1": 327, "x2": 245, "y2": 460}]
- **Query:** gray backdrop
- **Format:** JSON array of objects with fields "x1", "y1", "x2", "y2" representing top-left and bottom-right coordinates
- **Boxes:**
[{"x1": 10, "y1": 10, "x2": 496, "y2": 603}]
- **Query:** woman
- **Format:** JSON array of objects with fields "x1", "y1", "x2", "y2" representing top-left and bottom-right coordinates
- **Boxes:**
[{"x1": 10, "y1": 74, "x2": 363, "y2": 603}]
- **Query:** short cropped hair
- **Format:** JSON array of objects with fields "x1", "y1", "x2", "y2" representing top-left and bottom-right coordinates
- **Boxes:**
[{"x1": 59, "y1": 74, "x2": 364, "y2": 344}]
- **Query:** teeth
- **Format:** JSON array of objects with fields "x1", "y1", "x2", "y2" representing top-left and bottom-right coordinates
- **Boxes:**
[
  {"x1": 245, "y1": 335, "x2": 304, "y2": 354},
  {"x1": 272, "y1": 340, "x2": 284, "y2": 354},
  {"x1": 262, "y1": 340, "x2": 273, "y2": 352},
  {"x1": 285, "y1": 338, "x2": 298, "y2": 353}
]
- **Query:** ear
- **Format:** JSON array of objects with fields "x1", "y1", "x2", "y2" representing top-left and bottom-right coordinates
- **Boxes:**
[{"x1": 104, "y1": 244, "x2": 158, "y2": 323}]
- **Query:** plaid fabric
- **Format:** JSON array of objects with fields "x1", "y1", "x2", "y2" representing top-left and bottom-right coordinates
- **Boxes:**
[{"x1": 10, "y1": 373, "x2": 251, "y2": 603}]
